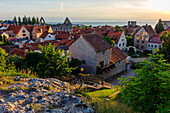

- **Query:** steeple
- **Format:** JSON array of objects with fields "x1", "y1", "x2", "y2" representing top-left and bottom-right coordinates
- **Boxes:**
[{"x1": 64, "y1": 17, "x2": 72, "y2": 25}]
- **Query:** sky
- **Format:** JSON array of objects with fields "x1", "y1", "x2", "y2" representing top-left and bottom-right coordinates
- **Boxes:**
[{"x1": 0, "y1": 0, "x2": 170, "y2": 22}]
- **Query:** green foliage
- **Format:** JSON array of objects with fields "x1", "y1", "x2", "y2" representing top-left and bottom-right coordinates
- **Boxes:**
[
  {"x1": 143, "y1": 50, "x2": 152, "y2": 56},
  {"x1": 0, "y1": 20, "x2": 4, "y2": 23},
  {"x1": 22, "y1": 15, "x2": 27, "y2": 25},
  {"x1": 119, "y1": 53, "x2": 170, "y2": 113},
  {"x1": 103, "y1": 36, "x2": 115, "y2": 46},
  {"x1": 69, "y1": 58, "x2": 82, "y2": 74},
  {"x1": 36, "y1": 17, "x2": 39, "y2": 24},
  {"x1": 155, "y1": 19, "x2": 164, "y2": 34},
  {"x1": 115, "y1": 25, "x2": 124, "y2": 31},
  {"x1": 0, "y1": 35, "x2": 10, "y2": 46},
  {"x1": 27, "y1": 17, "x2": 31, "y2": 25},
  {"x1": 32, "y1": 16, "x2": 36, "y2": 25},
  {"x1": 35, "y1": 43, "x2": 75, "y2": 78},
  {"x1": 126, "y1": 34, "x2": 134, "y2": 46},
  {"x1": 159, "y1": 31, "x2": 170, "y2": 63},
  {"x1": 13, "y1": 16, "x2": 17, "y2": 25},
  {"x1": 18, "y1": 17, "x2": 21, "y2": 25}
]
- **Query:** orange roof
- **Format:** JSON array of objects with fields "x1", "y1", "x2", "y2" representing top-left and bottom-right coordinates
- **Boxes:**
[
  {"x1": 56, "y1": 34, "x2": 71, "y2": 39},
  {"x1": 111, "y1": 47, "x2": 127, "y2": 63},
  {"x1": 25, "y1": 25, "x2": 34, "y2": 33},
  {"x1": 6, "y1": 25, "x2": 23, "y2": 34},
  {"x1": 106, "y1": 31, "x2": 123, "y2": 44},
  {"x1": 9, "y1": 48, "x2": 25, "y2": 57}
]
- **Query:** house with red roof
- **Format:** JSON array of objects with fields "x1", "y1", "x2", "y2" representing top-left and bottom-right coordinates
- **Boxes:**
[
  {"x1": 69, "y1": 34, "x2": 127, "y2": 79},
  {"x1": 147, "y1": 36, "x2": 162, "y2": 53},
  {"x1": 134, "y1": 24, "x2": 156, "y2": 52},
  {"x1": 5, "y1": 25, "x2": 30, "y2": 39},
  {"x1": 0, "y1": 31, "x2": 9, "y2": 38},
  {"x1": 106, "y1": 30, "x2": 127, "y2": 51},
  {"x1": 35, "y1": 32, "x2": 55, "y2": 42}
]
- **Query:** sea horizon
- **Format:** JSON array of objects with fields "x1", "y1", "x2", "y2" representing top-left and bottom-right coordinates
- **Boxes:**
[{"x1": 47, "y1": 21, "x2": 157, "y2": 28}]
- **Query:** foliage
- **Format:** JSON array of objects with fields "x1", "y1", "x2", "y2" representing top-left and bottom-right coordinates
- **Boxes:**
[
  {"x1": 126, "y1": 34, "x2": 134, "y2": 46},
  {"x1": 115, "y1": 25, "x2": 124, "y2": 31},
  {"x1": 119, "y1": 52, "x2": 170, "y2": 113},
  {"x1": 18, "y1": 17, "x2": 21, "y2": 25},
  {"x1": 36, "y1": 43, "x2": 75, "y2": 78},
  {"x1": 159, "y1": 31, "x2": 170, "y2": 63},
  {"x1": 22, "y1": 15, "x2": 27, "y2": 25},
  {"x1": 0, "y1": 20, "x2": 4, "y2": 23},
  {"x1": 0, "y1": 35, "x2": 10, "y2": 46},
  {"x1": 27, "y1": 17, "x2": 31, "y2": 25},
  {"x1": 103, "y1": 36, "x2": 115, "y2": 46},
  {"x1": 13, "y1": 16, "x2": 17, "y2": 25},
  {"x1": 36, "y1": 17, "x2": 39, "y2": 24},
  {"x1": 69, "y1": 58, "x2": 82, "y2": 74},
  {"x1": 155, "y1": 19, "x2": 164, "y2": 34},
  {"x1": 143, "y1": 50, "x2": 152, "y2": 56}
]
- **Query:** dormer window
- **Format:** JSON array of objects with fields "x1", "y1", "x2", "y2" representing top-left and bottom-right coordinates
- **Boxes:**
[{"x1": 154, "y1": 39, "x2": 156, "y2": 42}]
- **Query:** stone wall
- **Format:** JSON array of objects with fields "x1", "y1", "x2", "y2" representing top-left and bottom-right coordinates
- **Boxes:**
[
  {"x1": 103, "y1": 59, "x2": 127, "y2": 79},
  {"x1": 69, "y1": 36, "x2": 97, "y2": 74}
]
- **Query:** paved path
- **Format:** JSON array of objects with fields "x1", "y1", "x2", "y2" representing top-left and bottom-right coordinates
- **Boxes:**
[{"x1": 106, "y1": 68, "x2": 135, "y2": 86}]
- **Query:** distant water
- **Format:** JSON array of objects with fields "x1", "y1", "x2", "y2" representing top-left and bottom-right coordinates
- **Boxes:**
[{"x1": 47, "y1": 21, "x2": 157, "y2": 28}]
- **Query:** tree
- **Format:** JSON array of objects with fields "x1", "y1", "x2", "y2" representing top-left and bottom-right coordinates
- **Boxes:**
[
  {"x1": 155, "y1": 19, "x2": 164, "y2": 34},
  {"x1": 13, "y1": 16, "x2": 17, "y2": 25},
  {"x1": 32, "y1": 16, "x2": 36, "y2": 25},
  {"x1": 159, "y1": 31, "x2": 170, "y2": 62},
  {"x1": 69, "y1": 58, "x2": 82, "y2": 75},
  {"x1": 119, "y1": 52, "x2": 170, "y2": 113},
  {"x1": 115, "y1": 25, "x2": 124, "y2": 31},
  {"x1": 24, "y1": 52, "x2": 43, "y2": 72},
  {"x1": 22, "y1": 15, "x2": 27, "y2": 25},
  {"x1": 103, "y1": 36, "x2": 115, "y2": 46},
  {"x1": 36, "y1": 43, "x2": 75, "y2": 78},
  {"x1": 126, "y1": 34, "x2": 134, "y2": 46},
  {"x1": 36, "y1": 17, "x2": 39, "y2": 24},
  {"x1": 18, "y1": 17, "x2": 21, "y2": 25},
  {"x1": 27, "y1": 17, "x2": 31, "y2": 25}
]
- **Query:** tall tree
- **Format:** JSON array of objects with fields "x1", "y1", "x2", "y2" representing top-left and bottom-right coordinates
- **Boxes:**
[
  {"x1": 159, "y1": 31, "x2": 170, "y2": 62},
  {"x1": 32, "y1": 16, "x2": 36, "y2": 25},
  {"x1": 18, "y1": 17, "x2": 21, "y2": 25},
  {"x1": 119, "y1": 52, "x2": 170, "y2": 113},
  {"x1": 13, "y1": 16, "x2": 17, "y2": 25},
  {"x1": 27, "y1": 17, "x2": 31, "y2": 25},
  {"x1": 22, "y1": 15, "x2": 27, "y2": 25},
  {"x1": 115, "y1": 25, "x2": 124, "y2": 31},
  {"x1": 155, "y1": 19, "x2": 164, "y2": 34},
  {"x1": 36, "y1": 17, "x2": 39, "y2": 24}
]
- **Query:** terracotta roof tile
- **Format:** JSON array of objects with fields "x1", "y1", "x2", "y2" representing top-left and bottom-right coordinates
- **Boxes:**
[
  {"x1": 6, "y1": 25, "x2": 23, "y2": 34},
  {"x1": 82, "y1": 34, "x2": 112, "y2": 52},
  {"x1": 106, "y1": 31, "x2": 123, "y2": 44},
  {"x1": 56, "y1": 34, "x2": 71, "y2": 39},
  {"x1": 39, "y1": 32, "x2": 49, "y2": 39},
  {"x1": 9, "y1": 48, "x2": 25, "y2": 57},
  {"x1": 148, "y1": 36, "x2": 162, "y2": 44},
  {"x1": 111, "y1": 47, "x2": 127, "y2": 63}
]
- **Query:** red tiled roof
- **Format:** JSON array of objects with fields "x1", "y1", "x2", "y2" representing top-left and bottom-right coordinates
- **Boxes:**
[
  {"x1": 111, "y1": 47, "x2": 127, "y2": 63},
  {"x1": 106, "y1": 31, "x2": 123, "y2": 44},
  {"x1": 25, "y1": 25, "x2": 34, "y2": 33},
  {"x1": 148, "y1": 36, "x2": 162, "y2": 44},
  {"x1": 56, "y1": 34, "x2": 71, "y2": 39},
  {"x1": 82, "y1": 34, "x2": 112, "y2": 52},
  {"x1": 0, "y1": 45, "x2": 18, "y2": 53},
  {"x1": 9, "y1": 48, "x2": 25, "y2": 57},
  {"x1": 142, "y1": 25, "x2": 156, "y2": 36},
  {"x1": 39, "y1": 32, "x2": 49, "y2": 39},
  {"x1": 6, "y1": 25, "x2": 23, "y2": 34}
]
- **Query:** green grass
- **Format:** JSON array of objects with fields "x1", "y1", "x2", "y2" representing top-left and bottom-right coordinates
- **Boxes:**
[
  {"x1": 86, "y1": 89, "x2": 117, "y2": 98},
  {"x1": 76, "y1": 88, "x2": 134, "y2": 113}
]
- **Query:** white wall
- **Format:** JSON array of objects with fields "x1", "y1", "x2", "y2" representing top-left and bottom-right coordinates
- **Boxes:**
[{"x1": 117, "y1": 32, "x2": 127, "y2": 51}]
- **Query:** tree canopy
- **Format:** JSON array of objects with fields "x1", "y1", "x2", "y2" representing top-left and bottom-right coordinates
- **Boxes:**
[
  {"x1": 159, "y1": 31, "x2": 170, "y2": 63},
  {"x1": 119, "y1": 51, "x2": 170, "y2": 113},
  {"x1": 126, "y1": 34, "x2": 134, "y2": 46},
  {"x1": 103, "y1": 36, "x2": 115, "y2": 46},
  {"x1": 155, "y1": 19, "x2": 164, "y2": 34}
]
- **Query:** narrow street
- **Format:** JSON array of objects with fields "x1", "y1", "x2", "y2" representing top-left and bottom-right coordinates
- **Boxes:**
[{"x1": 106, "y1": 68, "x2": 135, "y2": 86}]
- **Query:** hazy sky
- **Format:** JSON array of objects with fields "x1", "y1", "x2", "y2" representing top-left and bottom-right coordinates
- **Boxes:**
[{"x1": 0, "y1": 0, "x2": 170, "y2": 22}]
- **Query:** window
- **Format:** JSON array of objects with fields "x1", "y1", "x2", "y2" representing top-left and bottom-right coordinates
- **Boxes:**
[
  {"x1": 102, "y1": 51, "x2": 105, "y2": 55},
  {"x1": 140, "y1": 31, "x2": 143, "y2": 34},
  {"x1": 148, "y1": 44, "x2": 150, "y2": 47},
  {"x1": 137, "y1": 40, "x2": 139, "y2": 43},
  {"x1": 22, "y1": 30, "x2": 26, "y2": 33},
  {"x1": 123, "y1": 43, "x2": 124, "y2": 46},
  {"x1": 122, "y1": 39, "x2": 124, "y2": 41},
  {"x1": 140, "y1": 36, "x2": 143, "y2": 40},
  {"x1": 151, "y1": 45, "x2": 153, "y2": 48},
  {"x1": 119, "y1": 44, "x2": 121, "y2": 47},
  {"x1": 23, "y1": 34, "x2": 26, "y2": 36},
  {"x1": 82, "y1": 60, "x2": 86, "y2": 64},
  {"x1": 155, "y1": 45, "x2": 157, "y2": 48},
  {"x1": 141, "y1": 45, "x2": 144, "y2": 49},
  {"x1": 136, "y1": 45, "x2": 139, "y2": 49},
  {"x1": 142, "y1": 41, "x2": 144, "y2": 43}
]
